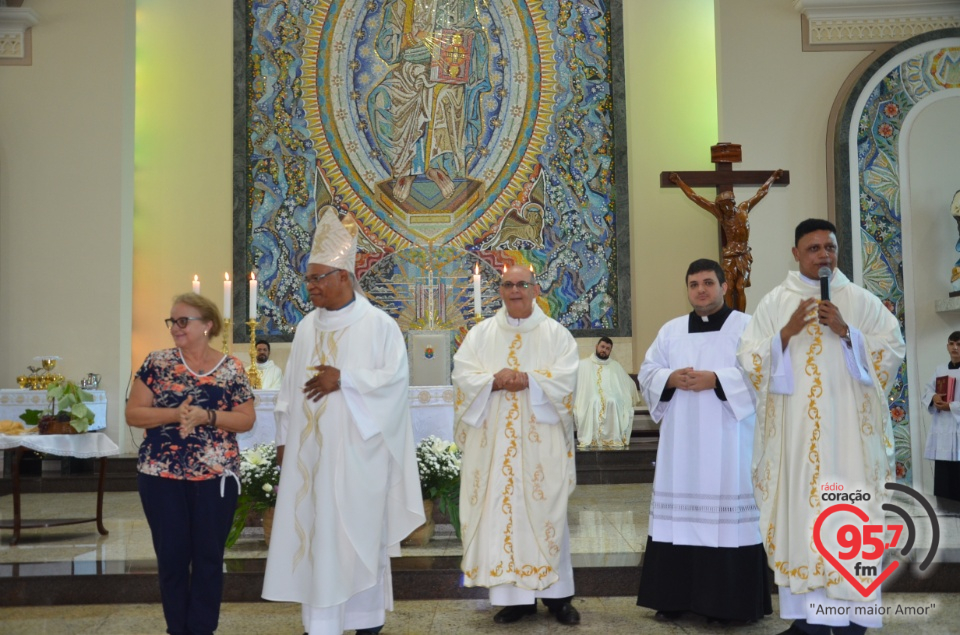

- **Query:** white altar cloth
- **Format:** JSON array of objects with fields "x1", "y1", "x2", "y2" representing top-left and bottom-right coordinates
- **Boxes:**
[
  {"x1": 238, "y1": 386, "x2": 455, "y2": 450},
  {"x1": 0, "y1": 389, "x2": 107, "y2": 432},
  {"x1": 0, "y1": 431, "x2": 119, "y2": 457}
]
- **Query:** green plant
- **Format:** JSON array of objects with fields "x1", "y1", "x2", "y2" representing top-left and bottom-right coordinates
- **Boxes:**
[
  {"x1": 415, "y1": 435, "x2": 462, "y2": 540},
  {"x1": 19, "y1": 380, "x2": 95, "y2": 432},
  {"x1": 225, "y1": 442, "x2": 281, "y2": 548}
]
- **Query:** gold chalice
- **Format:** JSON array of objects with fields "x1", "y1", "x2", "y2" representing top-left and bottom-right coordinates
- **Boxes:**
[{"x1": 40, "y1": 357, "x2": 58, "y2": 372}]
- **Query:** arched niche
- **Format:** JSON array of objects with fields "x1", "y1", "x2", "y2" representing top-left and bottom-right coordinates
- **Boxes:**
[{"x1": 833, "y1": 28, "x2": 960, "y2": 490}]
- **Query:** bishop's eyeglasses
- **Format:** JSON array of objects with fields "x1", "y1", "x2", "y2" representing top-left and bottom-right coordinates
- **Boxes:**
[
  {"x1": 165, "y1": 317, "x2": 204, "y2": 329},
  {"x1": 303, "y1": 270, "x2": 340, "y2": 285},
  {"x1": 499, "y1": 281, "x2": 533, "y2": 290}
]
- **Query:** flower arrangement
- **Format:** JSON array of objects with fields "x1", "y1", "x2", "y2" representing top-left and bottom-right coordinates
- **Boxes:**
[
  {"x1": 415, "y1": 435, "x2": 462, "y2": 539},
  {"x1": 225, "y1": 442, "x2": 281, "y2": 547}
]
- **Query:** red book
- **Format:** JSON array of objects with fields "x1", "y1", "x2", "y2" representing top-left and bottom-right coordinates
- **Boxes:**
[
  {"x1": 936, "y1": 375, "x2": 956, "y2": 401},
  {"x1": 430, "y1": 29, "x2": 474, "y2": 85}
]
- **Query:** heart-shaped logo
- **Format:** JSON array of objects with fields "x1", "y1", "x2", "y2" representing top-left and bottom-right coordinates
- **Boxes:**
[{"x1": 813, "y1": 503, "x2": 899, "y2": 597}]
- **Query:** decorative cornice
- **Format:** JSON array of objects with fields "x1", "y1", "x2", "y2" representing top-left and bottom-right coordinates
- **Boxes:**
[
  {"x1": 0, "y1": 7, "x2": 38, "y2": 60},
  {"x1": 795, "y1": 0, "x2": 960, "y2": 47}
]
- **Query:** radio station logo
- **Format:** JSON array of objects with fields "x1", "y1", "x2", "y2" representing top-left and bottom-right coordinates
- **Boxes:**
[{"x1": 813, "y1": 482, "x2": 939, "y2": 598}]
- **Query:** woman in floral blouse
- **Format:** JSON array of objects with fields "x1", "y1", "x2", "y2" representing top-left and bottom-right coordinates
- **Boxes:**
[{"x1": 126, "y1": 293, "x2": 255, "y2": 635}]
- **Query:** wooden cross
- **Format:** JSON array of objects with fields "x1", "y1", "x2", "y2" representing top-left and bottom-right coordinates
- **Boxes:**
[{"x1": 660, "y1": 143, "x2": 789, "y2": 312}]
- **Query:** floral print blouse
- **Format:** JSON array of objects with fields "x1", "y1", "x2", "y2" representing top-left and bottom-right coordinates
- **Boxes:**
[{"x1": 136, "y1": 348, "x2": 254, "y2": 481}]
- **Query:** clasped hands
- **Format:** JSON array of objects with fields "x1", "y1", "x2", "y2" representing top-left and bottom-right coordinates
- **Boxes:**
[
  {"x1": 933, "y1": 394, "x2": 952, "y2": 412},
  {"x1": 666, "y1": 368, "x2": 716, "y2": 392},
  {"x1": 178, "y1": 395, "x2": 209, "y2": 436},
  {"x1": 492, "y1": 368, "x2": 528, "y2": 392},
  {"x1": 782, "y1": 298, "x2": 850, "y2": 344},
  {"x1": 304, "y1": 364, "x2": 341, "y2": 402}
]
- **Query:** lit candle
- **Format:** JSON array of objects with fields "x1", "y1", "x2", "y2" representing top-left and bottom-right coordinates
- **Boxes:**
[
  {"x1": 249, "y1": 273, "x2": 258, "y2": 319},
  {"x1": 473, "y1": 264, "x2": 482, "y2": 318},
  {"x1": 192, "y1": 275, "x2": 200, "y2": 294},
  {"x1": 223, "y1": 273, "x2": 232, "y2": 320}
]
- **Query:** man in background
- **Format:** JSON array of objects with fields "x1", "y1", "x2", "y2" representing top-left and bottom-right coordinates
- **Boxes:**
[
  {"x1": 574, "y1": 337, "x2": 639, "y2": 449},
  {"x1": 255, "y1": 339, "x2": 283, "y2": 390}
]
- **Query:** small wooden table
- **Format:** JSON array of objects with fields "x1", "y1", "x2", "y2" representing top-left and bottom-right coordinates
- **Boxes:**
[{"x1": 0, "y1": 432, "x2": 119, "y2": 546}]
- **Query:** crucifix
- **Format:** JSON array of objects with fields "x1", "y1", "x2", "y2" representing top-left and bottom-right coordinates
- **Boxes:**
[{"x1": 661, "y1": 143, "x2": 789, "y2": 312}]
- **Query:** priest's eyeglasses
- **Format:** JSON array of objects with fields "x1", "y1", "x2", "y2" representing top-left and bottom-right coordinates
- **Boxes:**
[
  {"x1": 500, "y1": 281, "x2": 533, "y2": 290},
  {"x1": 303, "y1": 270, "x2": 340, "y2": 285},
  {"x1": 165, "y1": 317, "x2": 204, "y2": 329}
]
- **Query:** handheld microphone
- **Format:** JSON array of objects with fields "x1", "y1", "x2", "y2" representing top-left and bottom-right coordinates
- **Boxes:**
[{"x1": 818, "y1": 266, "x2": 831, "y2": 302}]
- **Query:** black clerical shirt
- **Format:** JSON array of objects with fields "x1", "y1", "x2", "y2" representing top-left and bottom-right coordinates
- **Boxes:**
[{"x1": 660, "y1": 305, "x2": 732, "y2": 403}]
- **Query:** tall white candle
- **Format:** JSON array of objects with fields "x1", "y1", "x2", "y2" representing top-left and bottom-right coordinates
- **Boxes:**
[
  {"x1": 192, "y1": 275, "x2": 200, "y2": 295},
  {"x1": 427, "y1": 270, "x2": 434, "y2": 325},
  {"x1": 223, "y1": 273, "x2": 232, "y2": 319},
  {"x1": 249, "y1": 273, "x2": 258, "y2": 319},
  {"x1": 473, "y1": 264, "x2": 482, "y2": 318}
]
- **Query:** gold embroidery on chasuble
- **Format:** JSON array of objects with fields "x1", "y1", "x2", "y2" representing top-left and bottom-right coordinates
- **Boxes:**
[
  {"x1": 804, "y1": 322, "x2": 823, "y2": 510},
  {"x1": 532, "y1": 464, "x2": 546, "y2": 501},
  {"x1": 491, "y1": 334, "x2": 524, "y2": 579},
  {"x1": 750, "y1": 353, "x2": 763, "y2": 391},
  {"x1": 765, "y1": 523, "x2": 776, "y2": 556},
  {"x1": 595, "y1": 365, "x2": 607, "y2": 437},
  {"x1": 292, "y1": 330, "x2": 341, "y2": 568}
]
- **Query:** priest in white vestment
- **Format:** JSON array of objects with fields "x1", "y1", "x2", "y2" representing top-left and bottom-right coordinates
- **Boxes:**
[
  {"x1": 922, "y1": 330, "x2": 960, "y2": 501},
  {"x1": 262, "y1": 210, "x2": 424, "y2": 635},
  {"x1": 453, "y1": 265, "x2": 581, "y2": 626},
  {"x1": 636, "y1": 259, "x2": 771, "y2": 624},
  {"x1": 255, "y1": 339, "x2": 283, "y2": 390},
  {"x1": 737, "y1": 219, "x2": 905, "y2": 635},
  {"x1": 574, "y1": 337, "x2": 639, "y2": 449}
]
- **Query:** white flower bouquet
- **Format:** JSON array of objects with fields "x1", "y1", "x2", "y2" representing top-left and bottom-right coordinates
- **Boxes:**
[
  {"x1": 415, "y1": 435, "x2": 462, "y2": 539},
  {"x1": 225, "y1": 442, "x2": 281, "y2": 547}
]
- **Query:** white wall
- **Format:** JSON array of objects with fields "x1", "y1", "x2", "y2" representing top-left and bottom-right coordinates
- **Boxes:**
[
  {"x1": 714, "y1": 0, "x2": 871, "y2": 306},
  {"x1": 0, "y1": 0, "x2": 134, "y2": 447},
  {"x1": 903, "y1": 94, "x2": 960, "y2": 493}
]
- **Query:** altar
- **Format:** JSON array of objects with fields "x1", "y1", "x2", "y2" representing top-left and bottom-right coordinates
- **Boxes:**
[
  {"x1": 238, "y1": 386, "x2": 456, "y2": 450},
  {"x1": 0, "y1": 389, "x2": 107, "y2": 431}
]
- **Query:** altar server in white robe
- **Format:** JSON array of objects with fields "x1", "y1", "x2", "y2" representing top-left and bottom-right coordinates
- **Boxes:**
[
  {"x1": 575, "y1": 337, "x2": 640, "y2": 449},
  {"x1": 261, "y1": 209, "x2": 424, "y2": 635},
  {"x1": 254, "y1": 339, "x2": 283, "y2": 390},
  {"x1": 636, "y1": 258, "x2": 771, "y2": 624},
  {"x1": 922, "y1": 330, "x2": 960, "y2": 502},
  {"x1": 737, "y1": 219, "x2": 904, "y2": 635},
  {"x1": 453, "y1": 264, "x2": 581, "y2": 626}
]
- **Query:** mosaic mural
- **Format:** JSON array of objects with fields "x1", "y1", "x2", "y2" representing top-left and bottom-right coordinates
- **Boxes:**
[
  {"x1": 854, "y1": 43, "x2": 960, "y2": 484},
  {"x1": 241, "y1": 0, "x2": 627, "y2": 338}
]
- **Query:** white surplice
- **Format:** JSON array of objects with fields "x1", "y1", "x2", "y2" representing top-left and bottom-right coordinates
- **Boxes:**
[
  {"x1": 258, "y1": 359, "x2": 283, "y2": 390},
  {"x1": 639, "y1": 310, "x2": 760, "y2": 547},
  {"x1": 574, "y1": 355, "x2": 639, "y2": 449},
  {"x1": 261, "y1": 295, "x2": 424, "y2": 634},
  {"x1": 737, "y1": 270, "x2": 904, "y2": 610},
  {"x1": 923, "y1": 364, "x2": 960, "y2": 461},
  {"x1": 453, "y1": 305, "x2": 579, "y2": 597}
]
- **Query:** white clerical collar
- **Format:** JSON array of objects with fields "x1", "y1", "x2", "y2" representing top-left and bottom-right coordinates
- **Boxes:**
[
  {"x1": 505, "y1": 313, "x2": 529, "y2": 326},
  {"x1": 799, "y1": 270, "x2": 833, "y2": 286}
]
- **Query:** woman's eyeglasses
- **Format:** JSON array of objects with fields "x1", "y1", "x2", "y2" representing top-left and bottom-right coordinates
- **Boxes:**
[{"x1": 165, "y1": 317, "x2": 204, "y2": 329}]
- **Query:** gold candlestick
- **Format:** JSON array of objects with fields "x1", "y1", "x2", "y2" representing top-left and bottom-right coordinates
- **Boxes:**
[
  {"x1": 221, "y1": 318, "x2": 232, "y2": 355},
  {"x1": 246, "y1": 319, "x2": 262, "y2": 389}
]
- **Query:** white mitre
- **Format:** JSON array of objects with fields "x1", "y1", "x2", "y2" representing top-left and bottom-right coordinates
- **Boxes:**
[
  {"x1": 310, "y1": 206, "x2": 358, "y2": 270},
  {"x1": 309, "y1": 206, "x2": 365, "y2": 295}
]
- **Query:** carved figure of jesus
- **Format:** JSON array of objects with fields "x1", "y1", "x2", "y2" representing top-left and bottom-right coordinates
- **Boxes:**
[{"x1": 669, "y1": 169, "x2": 783, "y2": 311}]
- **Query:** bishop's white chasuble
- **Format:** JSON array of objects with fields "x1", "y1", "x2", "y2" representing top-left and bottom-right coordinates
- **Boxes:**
[
  {"x1": 453, "y1": 305, "x2": 579, "y2": 593},
  {"x1": 737, "y1": 270, "x2": 904, "y2": 605},
  {"x1": 574, "y1": 355, "x2": 639, "y2": 449},
  {"x1": 262, "y1": 296, "x2": 424, "y2": 625}
]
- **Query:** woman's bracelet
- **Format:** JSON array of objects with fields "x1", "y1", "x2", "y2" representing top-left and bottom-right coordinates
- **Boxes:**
[{"x1": 206, "y1": 409, "x2": 217, "y2": 427}]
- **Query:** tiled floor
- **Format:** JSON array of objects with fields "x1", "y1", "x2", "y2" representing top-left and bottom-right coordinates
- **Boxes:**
[
  {"x1": 0, "y1": 483, "x2": 651, "y2": 563},
  {"x1": 3, "y1": 595, "x2": 960, "y2": 634},
  {"x1": 3, "y1": 483, "x2": 960, "y2": 633}
]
